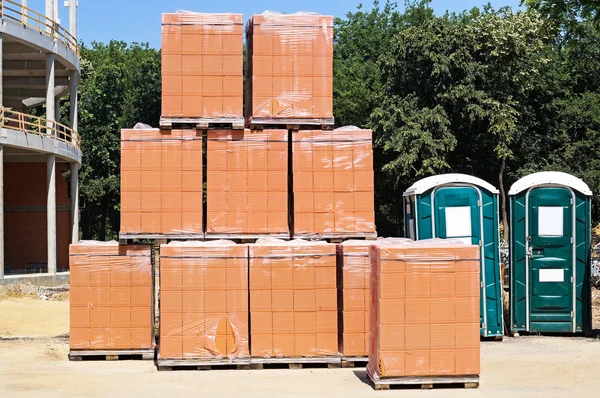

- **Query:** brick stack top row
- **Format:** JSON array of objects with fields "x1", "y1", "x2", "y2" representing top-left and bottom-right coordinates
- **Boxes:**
[{"x1": 161, "y1": 11, "x2": 333, "y2": 121}]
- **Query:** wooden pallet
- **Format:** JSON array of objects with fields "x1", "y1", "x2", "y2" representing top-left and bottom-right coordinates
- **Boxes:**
[
  {"x1": 367, "y1": 368, "x2": 479, "y2": 391},
  {"x1": 292, "y1": 232, "x2": 378, "y2": 243},
  {"x1": 341, "y1": 356, "x2": 368, "y2": 368},
  {"x1": 69, "y1": 349, "x2": 154, "y2": 361},
  {"x1": 160, "y1": 117, "x2": 245, "y2": 130},
  {"x1": 248, "y1": 117, "x2": 335, "y2": 131},
  {"x1": 118, "y1": 233, "x2": 205, "y2": 245},
  {"x1": 156, "y1": 358, "x2": 251, "y2": 371},
  {"x1": 204, "y1": 233, "x2": 290, "y2": 242},
  {"x1": 250, "y1": 357, "x2": 341, "y2": 370}
]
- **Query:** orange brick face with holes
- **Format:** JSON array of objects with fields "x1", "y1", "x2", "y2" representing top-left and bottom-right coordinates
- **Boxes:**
[
  {"x1": 120, "y1": 129, "x2": 203, "y2": 235},
  {"x1": 367, "y1": 244, "x2": 480, "y2": 378},
  {"x1": 162, "y1": 13, "x2": 243, "y2": 118},
  {"x1": 69, "y1": 242, "x2": 153, "y2": 350},
  {"x1": 292, "y1": 129, "x2": 375, "y2": 235},
  {"x1": 158, "y1": 243, "x2": 249, "y2": 360},
  {"x1": 339, "y1": 241, "x2": 371, "y2": 357},
  {"x1": 249, "y1": 241, "x2": 338, "y2": 358},
  {"x1": 206, "y1": 129, "x2": 288, "y2": 235},
  {"x1": 246, "y1": 14, "x2": 333, "y2": 120}
]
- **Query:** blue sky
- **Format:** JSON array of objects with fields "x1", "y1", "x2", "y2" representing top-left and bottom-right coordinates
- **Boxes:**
[{"x1": 29, "y1": 0, "x2": 520, "y2": 48}]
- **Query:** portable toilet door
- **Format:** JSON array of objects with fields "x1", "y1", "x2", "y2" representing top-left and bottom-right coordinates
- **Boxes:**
[
  {"x1": 403, "y1": 174, "x2": 504, "y2": 338},
  {"x1": 509, "y1": 171, "x2": 592, "y2": 334}
]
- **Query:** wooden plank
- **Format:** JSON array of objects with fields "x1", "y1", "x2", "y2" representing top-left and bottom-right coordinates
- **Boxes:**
[
  {"x1": 156, "y1": 358, "x2": 251, "y2": 371},
  {"x1": 69, "y1": 349, "x2": 154, "y2": 361},
  {"x1": 160, "y1": 117, "x2": 245, "y2": 130},
  {"x1": 250, "y1": 356, "x2": 341, "y2": 370},
  {"x1": 341, "y1": 357, "x2": 368, "y2": 368},
  {"x1": 118, "y1": 233, "x2": 205, "y2": 241},
  {"x1": 367, "y1": 372, "x2": 480, "y2": 391},
  {"x1": 204, "y1": 233, "x2": 290, "y2": 241},
  {"x1": 248, "y1": 117, "x2": 335, "y2": 129},
  {"x1": 293, "y1": 233, "x2": 378, "y2": 242}
]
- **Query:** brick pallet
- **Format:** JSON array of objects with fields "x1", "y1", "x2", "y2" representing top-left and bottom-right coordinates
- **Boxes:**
[
  {"x1": 249, "y1": 240, "x2": 339, "y2": 360},
  {"x1": 120, "y1": 129, "x2": 203, "y2": 236},
  {"x1": 292, "y1": 128, "x2": 375, "y2": 237},
  {"x1": 69, "y1": 242, "x2": 155, "y2": 359},
  {"x1": 161, "y1": 12, "x2": 244, "y2": 121},
  {"x1": 366, "y1": 240, "x2": 481, "y2": 390},
  {"x1": 158, "y1": 241, "x2": 250, "y2": 363},
  {"x1": 245, "y1": 13, "x2": 334, "y2": 123}
]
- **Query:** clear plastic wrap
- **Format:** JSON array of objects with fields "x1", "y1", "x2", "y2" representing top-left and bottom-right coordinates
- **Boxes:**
[
  {"x1": 246, "y1": 12, "x2": 334, "y2": 120},
  {"x1": 338, "y1": 240, "x2": 372, "y2": 357},
  {"x1": 162, "y1": 12, "x2": 243, "y2": 118},
  {"x1": 249, "y1": 238, "x2": 338, "y2": 357},
  {"x1": 292, "y1": 128, "x2": 375, "y2": 236},
  {"x1": 206, "y1": 129, "x2": 289, "y2": 235},
  {"x1": 69, "y1": 241, "x2": 153, "y2": 350},
  {"x1": 120, "y1": 128, "x2": 203, "y2": 235},
  {"x1": 158, "y1": 240, "x2": 249, "y2": 360},
  {"x1": 367, "y1": 239, "x2": 481, "y2": 380}
]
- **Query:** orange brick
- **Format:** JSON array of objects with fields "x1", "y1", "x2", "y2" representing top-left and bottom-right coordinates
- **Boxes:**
[{"x1": 294, "y1": 334, "x2": 317, "y2": 357}]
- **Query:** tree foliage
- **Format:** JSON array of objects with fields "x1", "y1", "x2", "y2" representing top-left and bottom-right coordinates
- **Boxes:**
[
  {"x1": 78, "y1": 41, "x2": 160, "y2": 240},
  {"x1": 335, "y1": 1, "x2": 600, "y2": 236},
  {"x1": 523, "y1": 0, "x2": 600, "y2": 29},
  {"x1": 74, "y1": 1, "x2": 600, "y2": 239}
]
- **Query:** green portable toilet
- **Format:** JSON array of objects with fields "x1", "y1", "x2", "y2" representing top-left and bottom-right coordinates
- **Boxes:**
[
  {"x1": 403, "y1": 174, "x2": 504, "y2": 338},
  {"x1": 509, "y1": 171, "x2": 592, "y2": 334}
]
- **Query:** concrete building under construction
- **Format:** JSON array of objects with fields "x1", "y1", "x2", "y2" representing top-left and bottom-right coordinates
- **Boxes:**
[{"x1": 0, "y1": 0, "x2": 80, "y2": 283}]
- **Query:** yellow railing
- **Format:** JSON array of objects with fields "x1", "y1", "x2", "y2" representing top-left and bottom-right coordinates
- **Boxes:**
[
  {"x1": 0, "y1": 107, "x2": 80, "y2": 149},
  {"x1": 0, "y1": 0, "x2": 79, "y2": 55}
]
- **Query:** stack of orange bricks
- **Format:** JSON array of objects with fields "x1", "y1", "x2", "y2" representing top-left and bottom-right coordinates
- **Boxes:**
[
  {"x1": 120, "y1": 129, "x2": 203, "y2": 235},
  {"x1": 69, "y1": 242, "x2": 153, "y2": 351},
  {"x1": 206, "y1": 129, "x2": 288, "y2": 235},
  {"x1": 367, "y1": 240, "x2": 481, "y2": 380},
  {"x1": 249, "y1": 239, "x2": 338, "y2": 357},
  {"x1": 246, "y1": 13, "x2": 334, "y2": 121},
  {"x1": 292, "y1": 128, "x2": 375, "y2": 236},
  {"x1": 161, "y1": 12, "x2": 243, "y2": 119},
  {"x1": 159, "y1": 241, "x2": 249, "y2": 360},
  {"x1": 338, "y1": 240, "x2": 371, "y2": 357}
]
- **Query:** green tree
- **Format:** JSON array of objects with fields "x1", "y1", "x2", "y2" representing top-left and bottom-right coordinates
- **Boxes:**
[
  {"x1": 334, "y1": 0, "x2": 436, "y2": 235},
  {"x1": 368, "y1": 8, "x2": 553, "y2": 238},
  {"x1": 77, "y1": 41, "x2": 160, "y2": 240},
  {"x1": 523, "y1": 0, "x2": 600, "y2": 28}
]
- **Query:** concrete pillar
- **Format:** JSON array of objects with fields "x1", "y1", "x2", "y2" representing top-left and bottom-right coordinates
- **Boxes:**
[
  {"x1": 22, "y1": 0, "x2": 28, "y2": 23},
  {"x1": 47, "y1": 154, "x2": 56, "y2": 274},
  {"x1": 70, "y1": 163, "x2": 79, "y2": 244},
  {"x1": 68, "y1": 0, "x2": 77, "y2": 39},
  {"x1": 54, "y1": 0, "x2": 59, "y2": 25},
  {"x1": 46, "y1": 54, "x2": 55, "y2": 135},
  {"x1": 55, "y1": 97, "x2": 61, "y2": 125},
  {"x1": 0, "y1": 145, "x2": 4, "y2": 279},
  {"x1": 45, "y1": 0, "x2": 54, "y2": 33},
  {"x1": 69, "y1": 70, "x2": 78, "y2": 134}
]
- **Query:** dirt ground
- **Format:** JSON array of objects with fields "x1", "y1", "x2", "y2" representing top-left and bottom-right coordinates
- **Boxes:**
[
  {"x1": 0, "y1": 293, "x2": 599, "y2": 397},
  {"x1": 0, "y1": 297, "x2": 68, "y2": 337},
  {"x1": 0, "y1": 337, "x2": 599, "y2": 398}
]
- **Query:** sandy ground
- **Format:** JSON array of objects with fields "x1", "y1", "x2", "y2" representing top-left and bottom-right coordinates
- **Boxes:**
[
  {"x1": 0, "y1": 297, "x2": 68, "y2": 337},
  {"x1": 0, "y1": 337, "x2": 599, "y2": 398},
  {"x1": 0, "y1": 293, "x2": 599, "y2": 397}
]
